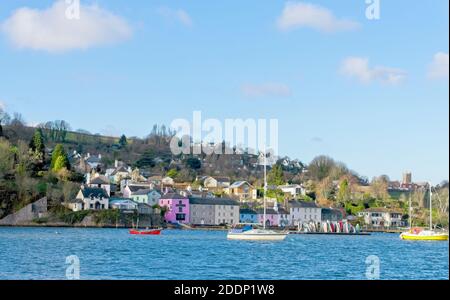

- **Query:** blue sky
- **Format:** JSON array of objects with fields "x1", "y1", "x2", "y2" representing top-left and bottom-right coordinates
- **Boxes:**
[{"x1": 0, "y1": 0, "x2": 448, "y2": 184}]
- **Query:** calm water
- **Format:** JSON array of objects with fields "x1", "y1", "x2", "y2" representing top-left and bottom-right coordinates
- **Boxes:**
[{"x1": 0, "y1": 227, "x2": 448, "y2": 280}]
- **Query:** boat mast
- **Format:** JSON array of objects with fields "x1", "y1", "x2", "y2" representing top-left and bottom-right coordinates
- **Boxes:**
[
  {"x1": 429, "y1": 183, "x2": 432, "y2": 230},
  {"x1": 408, "y1": 193, "x2": 412, "y2": 229},
  {"x1": 263, "y1": 146, "x2": 267, "y2": 230}
]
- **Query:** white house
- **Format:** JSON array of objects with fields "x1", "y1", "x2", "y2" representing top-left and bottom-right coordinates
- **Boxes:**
[
  {"x1": 110, "y1": 166, "x2": 131, "y2": 184},
  {"x1": 358, "y1": 208, "x2": 404, "y2": 228},
  {"x1": 87, "y1": 174, "x2": 111, "y2": 196},
  {"x1": 85, "y1": 154, "x2": 102, "y2": 169},
  {"x1": 68, "y1": 187, "x2": 110, "y2": 211},
  {"x1": 288, "y1": 200, "x2": 322, "y2": 225},
  {"x1": 162, "y1": 176, "x2": 175, "y2": 186},
  {"x1": 203, "y1": 176, "x2": 231, "y2": 189},
  {"x1": 278, "y1": 184, "x2": 305, "y2": 198},
  {"x1": 122, "y1": 183, "x2": 152, "y2": 198}
]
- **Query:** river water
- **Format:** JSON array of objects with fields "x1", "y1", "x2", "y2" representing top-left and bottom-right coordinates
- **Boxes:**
[{"x1": 0, "y1": 227, "x2": 448, "y2": 280}]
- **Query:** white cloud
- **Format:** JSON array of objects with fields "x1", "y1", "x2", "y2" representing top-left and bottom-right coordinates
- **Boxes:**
[
  {"x1": 277, "y1": 2, "x2": 359, "y2": 32},
  {"x1": 340, "y1": 57, "x2": 407, "y2": 85},
  {"x1": 1, "y1": 0, "x2": 132, "y2": 52},
  {"x1": 0, "y1": 100, "x2": 5, "y2": 110},
  {"x1": 241, "y1": 83, "x2": 292, "y2": 98},
  {"x1": 427, "y1": 52, "x2": 449, "y2": 79},
  {"x1": 158, "y1": 7, "x2": 193, "y2": 27}
]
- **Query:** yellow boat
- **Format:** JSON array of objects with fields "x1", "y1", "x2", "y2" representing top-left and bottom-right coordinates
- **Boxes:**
[
  {"x1": 400, "y1": 228, "x2": 449, "y2": 241},
  {"x1": 400, "y1": 184, "x2": 449, "y2": 241}
]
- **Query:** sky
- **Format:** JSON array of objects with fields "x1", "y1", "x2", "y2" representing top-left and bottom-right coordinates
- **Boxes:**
[{"x1": 0, "y1": 0, "x2": 448, "y2": 184}]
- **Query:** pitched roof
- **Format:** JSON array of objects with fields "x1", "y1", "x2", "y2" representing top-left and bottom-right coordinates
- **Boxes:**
[
  {"x1": 214, "y1": 177, "x2": 230, "y2": 183},
  {"x1": 132, "y1": 189, "x2": 153, "y2": 196},
  {"x1": 86, "y1": 156, "x2": 101, "y2": 163},
  {"x1": 80, "y1": 187, "x2": 109, "y2": 199},
  {"x1": 109, "y1": 198, "x2": 136, "y2": 205},
  {"x1": 289, "y1": 200, "x2": 319, "y2": 208},
  {"x1": 240, "y1": 208, "x2": 257, "y2": 215},
  {"x1": 111, "y1": 166, "x2": 129, "y2": 175},
  {"x1": 229, "y1": 181, "x2": 252, "y2": 188},
  {"x1": 89, "y1": 176, "x2": 109, "y2": 185},
  {"x1": 160, "y1": 193, "x2": 188, "y2": 200},
  {"x1": 127, "y1": 185, "x2": 150, "y2": 192},
  {"x1": 278, "y1": 184, "x2": 302, "y2": 189},
  {"x1": 189, "y1": 197, "x2": 239, "y2": 206}
]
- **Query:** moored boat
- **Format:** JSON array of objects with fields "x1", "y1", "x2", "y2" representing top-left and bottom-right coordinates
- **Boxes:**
[
  {"x1": 400, "y1": 228, "x2": 448, "y2": 241},
  {"x1": 129, "y1": 228, "x2": 162, "y2": 235},
  {"x1": 227, "y1": 224, "x2": 287, "y2": 241},
  {"x1": 400, "y1": 183, "x2": 448, "y2": 241},
  {"x1": 226, "y1": 147, "x2": 287, "y2": 242}
]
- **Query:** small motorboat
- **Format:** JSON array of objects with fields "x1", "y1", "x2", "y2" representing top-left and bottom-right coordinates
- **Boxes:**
[{"x1": 129, "y1": 228, "x2": 162, "y2": 235}]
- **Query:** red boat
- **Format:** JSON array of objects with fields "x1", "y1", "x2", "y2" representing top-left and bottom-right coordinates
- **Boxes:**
[{"x1": 129, "y1": 228, "x2": 162, "y2": 235}]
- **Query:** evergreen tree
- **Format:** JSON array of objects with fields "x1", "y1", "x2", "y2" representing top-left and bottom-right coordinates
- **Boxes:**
[
  {"x1": 51, "y1": 144, "x2": 70, "y2": 171},
  {"x1": 29, "y1": 129, "x2": 45, "y2": 159},
  {"x1": 119, "y1": 134, "x2": 128, "y2": 147},
  {"x1": 53, "y1": 155, "x2": 69, "y2": 172},
  {"x1": 268, "y1": 164, "x2": 284, "y2": 186}
]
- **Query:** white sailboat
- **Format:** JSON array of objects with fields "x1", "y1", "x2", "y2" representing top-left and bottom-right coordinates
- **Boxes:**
[
  {"x1": 227, "y1": 148, "x2": 288, "y2": 241},
  {"x1": 400, "y1": 183, "x2": 448, "y2": 241}
]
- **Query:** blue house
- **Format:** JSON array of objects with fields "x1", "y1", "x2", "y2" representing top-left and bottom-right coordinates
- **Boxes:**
[{"x1": 239, "y1": 208, "x2": 258, "y2": 223}]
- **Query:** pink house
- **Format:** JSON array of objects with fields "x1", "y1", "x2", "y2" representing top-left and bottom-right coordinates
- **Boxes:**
[
  {"x1": 257, "y1": 209, "x2": 279, "y2": 227},
  {"x1": 159, "y1": 193, "x2": 190, "y2": 224}
]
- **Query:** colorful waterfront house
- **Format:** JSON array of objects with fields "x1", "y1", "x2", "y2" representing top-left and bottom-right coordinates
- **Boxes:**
[
  {"x1": 129, "y1": 189, "x2": 161, "y2": 206},
  {"x1": 288, "y1": 200, "x2": 322, "y2": 225},
  {"x1": 256, "y1": 208, "x2": 279, "y2": 227},
  {"x1": 239, "y1": 208, "x2": 258, "y2": 223},
  {"x1": 159, "y1": 193, "x2": 190, "y2": 224},
  {"x1": 189, "y1": 197, "x2": 240, "y2": 225}
]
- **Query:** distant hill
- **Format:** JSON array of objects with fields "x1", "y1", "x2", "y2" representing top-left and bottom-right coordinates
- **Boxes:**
[{"x1": 2, "y1": 124, "x2": 306, "y2": 184}]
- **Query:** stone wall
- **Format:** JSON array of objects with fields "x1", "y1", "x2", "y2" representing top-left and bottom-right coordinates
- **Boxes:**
[{"x1": 0, "y1": 198, "x2": 48, "y2": 226}]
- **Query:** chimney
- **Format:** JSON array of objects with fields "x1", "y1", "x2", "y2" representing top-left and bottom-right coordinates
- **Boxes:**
[
  {"x1": 115, "y1": 160, "x2": 118, "y2": 168},
  {"x1": 98, "y1": 154, "x2": 102, "y2": 160}
]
